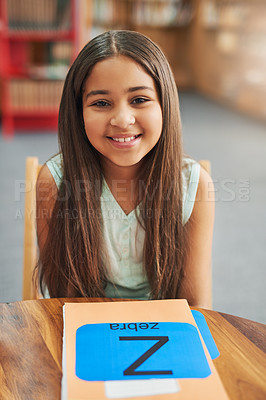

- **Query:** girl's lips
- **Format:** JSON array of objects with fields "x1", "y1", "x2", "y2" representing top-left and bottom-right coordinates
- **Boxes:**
[{"x1": 107, "y1": 134, "x2": 142, "y2": 148}]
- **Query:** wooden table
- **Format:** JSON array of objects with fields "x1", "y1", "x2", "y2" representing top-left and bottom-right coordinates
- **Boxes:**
[{"x1": 1, "y1": 298, "x2": 266, "y2": 400}]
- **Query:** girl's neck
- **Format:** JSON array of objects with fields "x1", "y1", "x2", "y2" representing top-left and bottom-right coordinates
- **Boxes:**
[
  {"x1": 101, "y1": 158, "x2": 142, "y2": 215},
  {"x1": 101, "y1": 157, "x2": 142, "y2": 183}
]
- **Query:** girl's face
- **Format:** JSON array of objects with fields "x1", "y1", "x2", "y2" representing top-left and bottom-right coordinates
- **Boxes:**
[{"x1": 82, "y1": 55, "x2": 162, "y2": 176}]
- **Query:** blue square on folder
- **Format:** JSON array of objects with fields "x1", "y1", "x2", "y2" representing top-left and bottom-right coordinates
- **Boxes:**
[{"x1": 75, "y1": 322, "x2": 211, "y2": 381}]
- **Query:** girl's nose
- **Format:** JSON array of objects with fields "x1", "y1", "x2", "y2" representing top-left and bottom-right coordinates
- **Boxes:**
[{"x1": 110, "y1": 106, "x2": 135, "y2": 129}]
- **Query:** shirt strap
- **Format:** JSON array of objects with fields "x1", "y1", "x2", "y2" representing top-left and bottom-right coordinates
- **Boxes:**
[
  {"x1": 182, "y1": 160, "x2": 200, "y2": 225},
  {"x1": 46, "y1": 153, "x2": 63, "y2": 189}
]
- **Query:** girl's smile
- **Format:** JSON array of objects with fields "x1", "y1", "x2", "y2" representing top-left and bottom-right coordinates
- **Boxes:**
[
  {"x1": 106, "y1": 134, "x2": 142, "y2": 148},
  {"x1": 82, "y1": 55, "x2": 163, "y2": 177}
]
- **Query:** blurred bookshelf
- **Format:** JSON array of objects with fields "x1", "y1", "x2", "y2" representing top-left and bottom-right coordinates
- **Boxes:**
[
  {"x1": 80, "y1": 0, "x2": 196, "y2": 91},
  {"x1": 79, "y1": 0, "x2": 266, "y2": 122},
  {"x1": 0, "y1": 0, "x2": 78, "y2": 138},
  {"x1": 189, "y1": 0, "x2": 266, "y2": 121},
  {"x1": 91, "y1": 0, "x2": 194, "y2": 28},
  {"x1": 1, "y1": 0, "x2": 265, "y2": 138}
]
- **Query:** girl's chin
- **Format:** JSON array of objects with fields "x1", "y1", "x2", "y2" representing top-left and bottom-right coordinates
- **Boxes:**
[{"x1": 101, "y1": 155, "x2": 144, "y2": 171}]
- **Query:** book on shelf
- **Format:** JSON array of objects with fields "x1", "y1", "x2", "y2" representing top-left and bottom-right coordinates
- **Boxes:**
[
  {"x1": 131, "y1": 0, "x2": 194, "y2": 27},
  {"x1": 9, "y1": 79, "x2": 64, "y2": 112},
  {"x1": 62, "y1": 299, "x2": 229, "y2": 400},
  {"x1": 6, "y1": 41, "x2": 72, "y2": 80},
  {"x1": 6, "y1": 0, "x2": 71, "y2": 32}
]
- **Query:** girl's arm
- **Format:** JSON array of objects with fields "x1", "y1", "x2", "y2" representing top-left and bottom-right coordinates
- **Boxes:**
[
  {"x1": 36, "y1": 165, "x2": 58, "y2": 255},
  {"x1": 178, "y1": 166, "x2": 215, "y2": 309}
]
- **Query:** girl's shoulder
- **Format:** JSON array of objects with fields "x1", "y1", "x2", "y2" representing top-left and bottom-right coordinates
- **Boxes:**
[
  {"x1": 36, "y1": 159, "x2": 59, "y2": 263},
  {"x1": 182, "y1": 156, "x2": 214, "y2": 225},
  {"x1": 45, "y1": 153, "x2": 63, "y2": 189},
  {"x1": 182, "y1": 157, "x2": 201, "y2": 225},
  {"x1": 182, "y1": 157, "x2": 200, "y2": 184},
  {"x1": 36, "y1": 157, "x2": 59, "y2": 203}
]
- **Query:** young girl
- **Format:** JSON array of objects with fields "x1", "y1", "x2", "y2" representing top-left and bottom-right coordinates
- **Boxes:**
[{"x1": 36, "y1": 30, "x2": 214, "y2": 308}]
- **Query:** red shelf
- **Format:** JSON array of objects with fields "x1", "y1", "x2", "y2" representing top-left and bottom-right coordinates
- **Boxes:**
[
  {"x1": 5, "y1": 30, "x2": 75, "y2": 41},
  {"x1": 11, "y1": 115, "x2": 59, "y2": 132},
  {"x1": 10, "y1": 109, "x2": 59, "y2": 116},
  {"x1": 0, "y1": 0, "x2": 78, "y2": 138}
]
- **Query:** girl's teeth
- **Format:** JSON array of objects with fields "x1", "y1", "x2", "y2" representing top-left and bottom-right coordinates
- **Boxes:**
[{"x1": 112, "y1": 136, "x2": 136, "y2": 142}]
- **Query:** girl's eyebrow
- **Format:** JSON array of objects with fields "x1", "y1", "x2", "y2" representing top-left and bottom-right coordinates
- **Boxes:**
[
  {"x1": 85, "y1": 90, "x2": 109, "y2": 100},
  {"x1": 85, "y1": 86, "x2": 154, "y2": 100},
  {"x1": 128, "y1": 86, "x2": 154, "y2": 93}
]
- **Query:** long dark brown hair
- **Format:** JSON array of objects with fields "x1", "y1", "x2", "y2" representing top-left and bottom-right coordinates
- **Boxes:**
[{"x1": 37, "y1": 30, "x2": 186, "y2": 299}]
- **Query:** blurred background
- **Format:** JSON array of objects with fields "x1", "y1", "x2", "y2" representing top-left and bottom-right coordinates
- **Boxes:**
[{"x1": 0, "y1": 0, "x2": 265, "y2": 323}]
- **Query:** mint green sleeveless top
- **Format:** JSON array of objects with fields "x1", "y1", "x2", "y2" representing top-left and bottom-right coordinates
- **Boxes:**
[{"x1": 46, "y1": 154, "x2": 200, "y2": 299}]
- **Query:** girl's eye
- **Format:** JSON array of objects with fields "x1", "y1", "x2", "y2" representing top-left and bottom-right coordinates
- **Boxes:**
[
  {"x1": 92, "y1": 100, "x2": 110, "y2": 107},
  {"x1": 132, "y1": 97, "x2": 149, "y2": 105}
]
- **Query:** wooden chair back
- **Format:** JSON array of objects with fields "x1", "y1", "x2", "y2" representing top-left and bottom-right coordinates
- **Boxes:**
[
  {"x1": 22, "y1": 157, "x2": 211, "y2": 300},
  {"x1": 23, "y1": 157, "x2": 42, "y2": 300}
]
